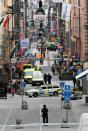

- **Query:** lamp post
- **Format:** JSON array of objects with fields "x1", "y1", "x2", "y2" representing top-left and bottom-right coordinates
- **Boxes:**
[
  {"x1": 20, "y1": 74, "x2": 28, "y2": 110},
  {"x1": 35, "y1": 0, "x2": 45, "y2": 64},
  {"x1": 35, "y1": 0, "x2": 45, "y2": 15}
]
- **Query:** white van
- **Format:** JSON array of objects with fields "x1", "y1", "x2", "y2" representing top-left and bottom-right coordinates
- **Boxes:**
[
  {"x1": 32, "y1": 71, "x2": 44, "y2": 86},
  {"x1": 79, "y1": 113, "x2": 88, "y2": 131}
]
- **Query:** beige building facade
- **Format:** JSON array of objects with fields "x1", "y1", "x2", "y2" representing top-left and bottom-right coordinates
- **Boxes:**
[
  {"x1": 0, "y1": 0, "x2": 14, "y2": 81},
  {"x1": 1, "y1": 0, "x2": 14, "y2": 64}
]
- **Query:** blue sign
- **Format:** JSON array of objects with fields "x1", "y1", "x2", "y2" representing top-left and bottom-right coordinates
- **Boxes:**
[
  {"x1": 20, "y1": 38, "x2": 29, "y2": 48},
  {"x1": 20, "y1": 81, "x2": 26, "y2": 88},
  {"x1": 77, "y1": 68, "x2": 82, "y2": 75},
  {"x1": 64, "y1": 85, "x2": 71, "y2": 102},
  {"x1": 60, "y1": 81, "x2": 65, "y2": 89}
]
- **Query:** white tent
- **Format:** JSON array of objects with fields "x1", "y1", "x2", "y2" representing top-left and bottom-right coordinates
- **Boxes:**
[{"x1": 76, "y1": 69, "x2": 88, "y2": 79}]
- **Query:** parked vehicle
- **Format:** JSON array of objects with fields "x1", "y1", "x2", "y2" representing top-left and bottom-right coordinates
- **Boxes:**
[
  {"x1": 71, "y1": 88, "x2": 82, "y2": 100},
  {"x1": 61, "y1": 90, "x2": 82, "y2": 100},
  {"x1": 23, "y1": 68, "x2": 34, "y2": 83},
  {"x1": 32, "y1": 71, "x2": 44, "y2": 86},
  {"x1": 22, "y1": 64, "x2": 32, "y2": 71},
  {"x1": 25, "y1": 84, "x2": 62, "y2": 97}
]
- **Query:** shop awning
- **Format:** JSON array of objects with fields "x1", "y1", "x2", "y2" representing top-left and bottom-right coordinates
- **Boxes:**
[{"x1": 76, "y1": 69, "x2": 88, "y2": 79}]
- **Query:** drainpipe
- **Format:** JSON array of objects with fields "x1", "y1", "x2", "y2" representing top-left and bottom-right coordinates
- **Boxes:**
[
  {"x1": 87, "y1": 0, "x2": 88, "y2": 59},
  {"x1": 78, "y1": 0, "x2": 81, "y2": 59}
]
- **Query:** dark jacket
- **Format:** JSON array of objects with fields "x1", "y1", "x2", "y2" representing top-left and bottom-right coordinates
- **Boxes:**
[
  {"x1": 44, "y1": 74, "x2": 47, "y2": 80},
  {"x1": 47, "y1": 74, "x2": 52, "y2": 81},
  {"x1": 41, "y1": 106, "x2": 48, "y2": 117}
]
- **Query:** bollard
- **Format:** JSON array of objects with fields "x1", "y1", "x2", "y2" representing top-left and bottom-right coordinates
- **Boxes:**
[
  {"x1": 16, "y1": 119, "x2": 22, "y2": 129},
  {"x1": 62, "y1": 102, "x2": 72, "y2": 126},
  {"x1": 21, "y1": 101, "x2": 28, "y2": 110}
]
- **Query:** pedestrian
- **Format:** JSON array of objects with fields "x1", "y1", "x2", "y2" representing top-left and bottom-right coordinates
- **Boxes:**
[
  {"x1": 11, "y1": 87, "x2": 15, "y2": 96},
  {"x1": 4, "y1": 83, "x2": 8, "y2": 99},
  {"x1": 41, "y1": 105, "x2": 48, "y2": 123},
  {"x1": 44, "y1": 73, "x2": 48, "y2": 84},
  {"x1": 73, "y1": 75, "x2": 76, "y2": 87},
  {"x1": 51, "y1": 64, "x2": 55, "y2": 75},
  {"x1": 47, "y1": 73, "x2": 52, "y2": 84}
]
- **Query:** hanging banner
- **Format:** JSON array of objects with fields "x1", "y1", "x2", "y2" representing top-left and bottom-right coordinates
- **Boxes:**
[
  {"x1": 20, "y1": 38, "x2": 29, "y2": 48},
  {"x1": 31, "y1": 0, "x2": 38, "y2": 5},
  {"x1": 61, "y1": 2, "x2": 72, "y2": 22},
  {"x1": 66, "y1": 31, "x2": 71, "y2": 48}
]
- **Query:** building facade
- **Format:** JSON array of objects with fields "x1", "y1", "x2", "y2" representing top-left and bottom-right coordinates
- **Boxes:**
[
  {"x1": 70, "y1": 0, "x2": 88, "y2": 60},
  {"x1": 0, "y1": 0, "x2": 14, "y2": 81},
  {"x1": 0, "y1": 0, "x2": 3, "y2": 66}
]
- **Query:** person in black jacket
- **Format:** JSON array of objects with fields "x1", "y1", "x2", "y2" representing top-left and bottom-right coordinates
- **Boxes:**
[
  {"x1": 73, "y1": 75, "x2": 76, "y2": 87},
  {"x1": 4, "y1": 82, "x2": 8, "y2": 99},
  {"x1": 47, "y1": 73, "x2": 52, "y2": 84},
  {"x1": 41, "y1": 105, "x2": 48, "y2": 123},
  {"x1": 44, "y1": 73, "x2": 48, "y2": 84}
]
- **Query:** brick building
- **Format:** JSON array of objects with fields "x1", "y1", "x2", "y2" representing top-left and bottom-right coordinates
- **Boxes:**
[{"x1": 70, "y1": 0, "x2": 88, "y2": 60}]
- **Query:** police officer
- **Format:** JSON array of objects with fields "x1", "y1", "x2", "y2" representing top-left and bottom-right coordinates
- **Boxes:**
[
  {"x1": 41, "y1": 105, "x2": 48, "y2": 123},
  {"x1": 44, "y1": 73, "x2": 48, "y2": 84},
  {"x1": 47, "y1": 73, "x2": 52, "y2": 84},
  {"x1": 51, "y1": 64, "x2": 55, "y2": 75}
]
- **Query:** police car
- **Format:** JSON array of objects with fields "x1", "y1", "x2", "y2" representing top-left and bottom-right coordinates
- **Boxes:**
[
  {"x1": 25, "y1": 84, "x2": 62, "y2": 97},
  {"x1": 61, "y1": 90, "x2": 82, "y2": 100}
]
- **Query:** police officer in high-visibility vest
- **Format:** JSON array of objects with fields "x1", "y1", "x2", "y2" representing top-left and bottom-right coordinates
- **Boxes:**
[{"x1": 41, "y1": 105, "x2": 48, "y2": 123}]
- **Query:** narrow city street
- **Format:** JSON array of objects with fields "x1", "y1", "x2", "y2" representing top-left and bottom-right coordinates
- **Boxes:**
[{"x1": 0, "y1": 0, "x2": 88, "y2": 131}]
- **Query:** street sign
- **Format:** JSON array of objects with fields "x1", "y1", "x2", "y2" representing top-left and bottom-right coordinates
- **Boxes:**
[
  {"x1": 64, "y1": 84, "x2": 71, "y2": 102},
  {"x1": 20, "y1": 38, "x2": 29, "y2": 48},
  {"x1": 60, "y1": 81, "x2": 65, "y2": 89},
  {"x1": 20, "y1": 81, "x2": 26, "y2": 88}
]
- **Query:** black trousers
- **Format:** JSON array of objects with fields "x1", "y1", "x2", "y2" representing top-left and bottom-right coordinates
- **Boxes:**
[{"x1": 42, "y1": 116, "x2": 48, "y2": 123}]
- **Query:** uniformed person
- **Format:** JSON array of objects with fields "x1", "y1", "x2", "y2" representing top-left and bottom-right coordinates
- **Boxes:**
[
  {"x1": 47, "y1": 73, "x2": 52, "y2": 84},
  {"x1": 41, "y1": 105, "x2": 48, "y2": 123},
  {"x1": 44, "y1": 73, "x2": 48, "y2": 84}
]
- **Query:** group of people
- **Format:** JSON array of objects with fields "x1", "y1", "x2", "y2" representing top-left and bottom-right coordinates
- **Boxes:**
[{"x1": 44, "y1": 73, "x2": 52, "y2": 84}]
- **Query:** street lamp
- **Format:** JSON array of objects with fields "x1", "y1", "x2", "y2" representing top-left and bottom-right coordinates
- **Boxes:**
[
  {"x1": 34, "y1": 0, "x2": 46, "y2": 64},
  {"x1": 34, "y1": 0, "x2": 45, "y2": 22},
  {"x1": 35, "y1": 0, "x2": 45, "y2": 15}
]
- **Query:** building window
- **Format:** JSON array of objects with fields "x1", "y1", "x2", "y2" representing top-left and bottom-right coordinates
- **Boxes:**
[
  {"x1": 4, "y1": 0, "x2": 8, "y2": 7},
  {"x1": 74, "y1": 17, "x2": 79, "y2": 30},
  {"x1": 76, "y1": 0, "x2": 80, "y2": 6},
  {"x1": 20, "y1": 1, "x2": 24, "y2": 8}
]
